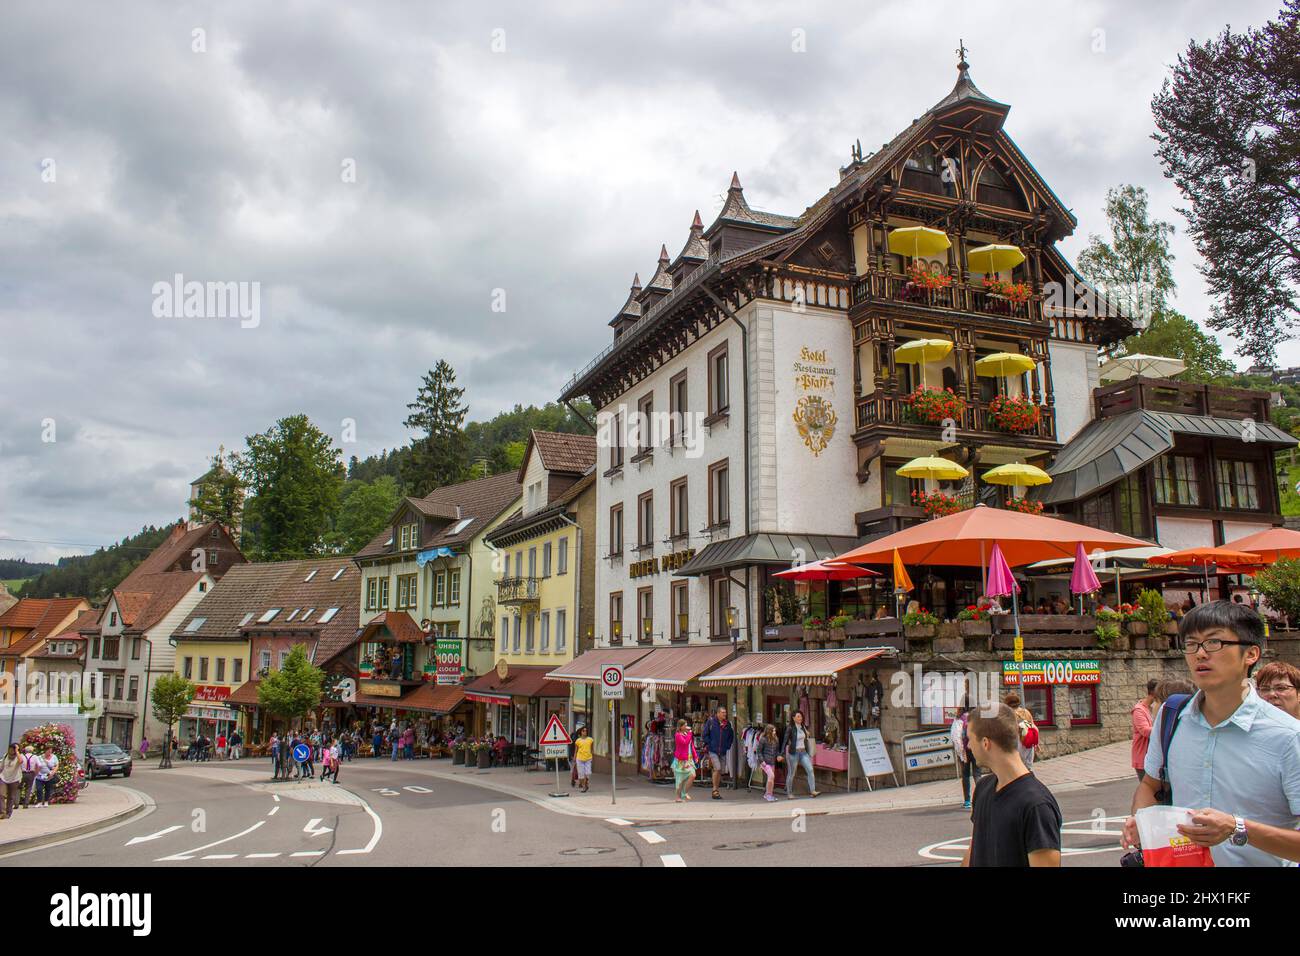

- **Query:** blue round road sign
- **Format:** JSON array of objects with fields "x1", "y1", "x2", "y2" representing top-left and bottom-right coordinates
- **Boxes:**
[{"x1": 293, "y1": 743, "x2": 310, "y2": 763}]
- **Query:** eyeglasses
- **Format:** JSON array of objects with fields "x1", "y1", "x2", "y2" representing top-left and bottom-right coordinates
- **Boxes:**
[
  {"x1": 1257, "y1": 683, "x2": 1296, "y2": 694},
  {"x1": 1182, "y1": 638, "x2": 1255, "y2": 655}
]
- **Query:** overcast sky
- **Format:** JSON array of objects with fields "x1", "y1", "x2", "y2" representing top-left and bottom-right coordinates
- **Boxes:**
[{"x1": 0, "y1": 0, "x2": 1288, "y2": 565}]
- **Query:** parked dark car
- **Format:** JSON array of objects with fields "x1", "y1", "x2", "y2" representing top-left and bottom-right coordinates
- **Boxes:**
[{"x1": 86, "y1": 743, "x2": 132, "y2": 779}]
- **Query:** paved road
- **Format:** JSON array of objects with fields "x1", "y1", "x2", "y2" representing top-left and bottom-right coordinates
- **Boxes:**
[{"x1": 0, "y1": 759, "x2": 1134, "y2": 868}]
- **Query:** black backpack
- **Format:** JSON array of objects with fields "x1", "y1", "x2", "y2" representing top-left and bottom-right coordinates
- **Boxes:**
[{"x1": 1155, "y1": 693, "x2": 1193, "y2": 806}]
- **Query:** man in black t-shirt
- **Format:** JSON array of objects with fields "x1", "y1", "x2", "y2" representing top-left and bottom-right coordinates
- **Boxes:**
[{"x1": 961, "y1": 703, "x2": 1062, "y2": 867}]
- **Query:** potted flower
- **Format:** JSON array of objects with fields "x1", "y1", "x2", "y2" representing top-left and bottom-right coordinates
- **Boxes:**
[
  {"x1": 982, "y1": 277, "x2": 1033, "y2": 303},
  {"x1": 452, "y1": 741, "x2": 466, "y2": 765},
  {"x1": 903, "y1": 386, "x2": 967, "y2": 426},
  {"x1": 906, "y1": 262, "x2": 954, "y2": 291},
  {"x1": 956, "y1": 603, "x2": 993, "y2": 636},
  {"x1": 911, "y1": 489, "x2": 965, "y2": 519},
  {"x1": 802, "y1": 615, "x2": 827, "y2": 649},
  {"x1": 1094, "y1": 608, "x2": 1130, "y2": 650},
  {"x1": 476, "y1": 739, "x2": 492, "y2": 769},
  {"x1": 903, "y1": 608, "x2": 940, "y2": 638},
  {"x1": 1005, "y1": 497, "x2": 1044, "y2": 515},
  {"x1": 985, "y1": 394, "x2": 1042, "y2": 434},
  {"x1": 826, "y1": 614, "x2": 852, "y2": 644}
]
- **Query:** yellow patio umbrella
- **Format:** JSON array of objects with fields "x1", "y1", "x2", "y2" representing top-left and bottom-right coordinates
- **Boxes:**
[
  {"x1": 897, "y1": 456, "x2": 969, "y2": 481},
  {"x1": 981, "y1": 463, "x2": 1052, "y2": 486},
  {"x1": 975, "y1": 352, "x2": 1036, "y2": 397},
  {"x1": 966, "y1": 243, "x2": 1025, "y2": 275},
  {"x1": 974, "y1": 352, "x2": 1036, "y2": 377},
  {"x1": 894, "y1": 338, "x2": 953, "y2": 388},
  {"x1": 888, "y1": 226, "x2": 951, "y2": 260}
]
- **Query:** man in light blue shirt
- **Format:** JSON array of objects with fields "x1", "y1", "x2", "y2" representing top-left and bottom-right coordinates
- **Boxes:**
[{"x1": 1122, "y1": 600, "x2": 1300, "y2": 866}]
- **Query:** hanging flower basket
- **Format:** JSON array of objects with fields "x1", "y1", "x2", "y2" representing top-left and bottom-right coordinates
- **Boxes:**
[
  {"x1": 1005, "y1": 497, "x2": 1044, "y2": 515},
  {"x1": 903, "y1": 386, "x2": 966, "y2": 426},
  {"x1": 986, "y1": 394, "x2": 1042, "y2": 433},
  {"x1": 911, "y1": 489, "x2": 964, "y2": 519},
  {"x1": 982, "y1": 277, "x2": 1033, "y2": 303},
  {"x1": 906, "y1": 263, "x2": 953, "y2": 290}
]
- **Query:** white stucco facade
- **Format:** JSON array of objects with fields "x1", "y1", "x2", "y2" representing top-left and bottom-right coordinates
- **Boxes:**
[{"x1": 1048, "y1": 339, "x2": 1101, "y2": 445}]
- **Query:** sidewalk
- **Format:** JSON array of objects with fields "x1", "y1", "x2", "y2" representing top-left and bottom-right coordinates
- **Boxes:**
[
  {"x1": 385, "y1": 740, "x2": 1136, "y2": 822},
  {"x1": 0, "y1": 784, "x2": 147, "y2": 854}
]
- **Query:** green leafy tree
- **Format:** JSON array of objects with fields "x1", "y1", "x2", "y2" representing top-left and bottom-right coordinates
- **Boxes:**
[
  {"x1": 1077, "y1": 185, "x2": 1177, "y2": 324},
  {"x1": 402, "y1": 360, "x2": 470, "y2": 497},
  {"x1": 1120, "y1": 311, "x2": 1236, "y2": 383},
  {"x1": 236, "y1": 414, "x2": 344, "y2": 560},
  {"x1": 1150, "y1": 1, "x2": 1300, "y2": 364},
  {"x1": 1255, "y1": 557, "x2": 1300, "y2": 626},
  {"x1": 151, "y1": 673, "x2": 196, "y2": 768},
  {"x1": 257, "y1": 644, "x2": 324, "y2": 729},
  {"x1": 328, "y1": 476, "x2": 402, "y2": 554},
  {"x1": 188, "y1": 445, "x2": 245, "y2": 533}
]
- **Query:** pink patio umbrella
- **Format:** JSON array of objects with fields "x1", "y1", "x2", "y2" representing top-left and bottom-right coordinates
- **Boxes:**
[
  {"x1": 985, "y1": 543, "x2": 1026, "y2": 705},
  {"x1": 1069, "y1": 541, "x2": 1102, "y2": 614}
]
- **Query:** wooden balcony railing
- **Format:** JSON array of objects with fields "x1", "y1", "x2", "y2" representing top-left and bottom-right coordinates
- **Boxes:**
[
  {"x1": 850, "y1": 270, "x2": 1040, "y2": 322},
  {"x1": 1095, "y1": 376, "x2": 1272, "y2": 422},
  {"x1": 854, "y1": 388, "x2": 1056, "y2": 442}
]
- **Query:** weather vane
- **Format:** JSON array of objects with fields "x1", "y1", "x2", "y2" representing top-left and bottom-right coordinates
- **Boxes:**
[{"x1": 956, "y1": 39, "x2": 969, "y2": 70}]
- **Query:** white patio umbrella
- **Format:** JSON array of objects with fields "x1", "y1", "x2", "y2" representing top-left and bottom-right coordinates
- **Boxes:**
[{"x1": 1099, "y1": 354, "x2": 1186, "y2": 382}]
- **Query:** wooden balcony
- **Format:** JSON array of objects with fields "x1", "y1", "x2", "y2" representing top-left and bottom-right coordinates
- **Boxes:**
[
  {"x1": 853, "y1": 387, "x2": 1058, "y2": 448},
  {"x1": 1095, "y1": 377, "x2": 1272, "y2": 422},
  {"x1": 850, "y1": 270, "x2": 1042, "y2": 323},
  {"x1": 496, "y1": 576, "x2": 541, "y2": 607}
]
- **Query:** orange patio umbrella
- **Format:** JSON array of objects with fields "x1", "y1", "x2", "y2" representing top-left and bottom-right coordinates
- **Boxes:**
[
  {"x1": 832, "y1": 504, "x2": 1151, "y2": 569},
  {"x1": 1147, "y1": 546, "x2": 1263, "y2": 603},
  {"x1": 1222, "y1": 527, "x2": 1300, "y2": 564}
]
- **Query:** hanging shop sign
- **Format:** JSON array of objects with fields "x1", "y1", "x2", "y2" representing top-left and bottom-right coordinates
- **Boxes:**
[
  {"x1": 1002, "y1": 660, "x2": 1100, "y2": 686},
  {"x1": 629, "y1": 549, "x2": 697, "y2": 579},
  {"x1": 193, "y1": 684, "x2": 231, "y2": 703},
  {"x1": 435, "y1": 638, "x2": 464, "y2": 686}
]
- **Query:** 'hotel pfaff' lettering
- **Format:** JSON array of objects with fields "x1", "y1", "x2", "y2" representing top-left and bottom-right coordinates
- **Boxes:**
[{"x1": 629, "y1": 549, "x2": 696, "y2": 579}]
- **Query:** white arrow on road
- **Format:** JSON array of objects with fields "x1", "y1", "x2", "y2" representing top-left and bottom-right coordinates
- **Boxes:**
[
  {"x1": 303, "y1": 818, "x2": 333, "y2": 837},
  {"x1": 125, "y1": 825, "x2": 183, "y2": 846}
]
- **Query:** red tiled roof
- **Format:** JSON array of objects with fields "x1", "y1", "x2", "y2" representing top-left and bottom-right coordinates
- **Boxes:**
[
  {"x1": 226, "y1": 680, "x2": 260, "y2": 706},
  {"x1": 118, "y1": 520, "x2": 246, "y2": 588},
  {"x1": 356, "y1": 472, "x2": 521, "y2": 559},
  {"x1": 114, "y1": 572, "x2": 206, "y2": 634},
  {"x1": 525, "y1": 430, "x2": 596, "y2": 477},
  {"x1": 0, "y1": 598, "x2": 90, "y2": 657}
]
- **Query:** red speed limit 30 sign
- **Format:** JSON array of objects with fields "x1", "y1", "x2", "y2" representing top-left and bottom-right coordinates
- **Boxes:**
[{"x1": 601, "y1": 664, "x2": 624, "y2": 699}]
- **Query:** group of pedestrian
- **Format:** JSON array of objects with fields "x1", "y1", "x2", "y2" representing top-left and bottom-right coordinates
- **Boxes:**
[
  {"x1": 957, "y1": 599, "x2": 1300, "y2": 867},
  {"x1": 1, "y1": 744, "x2": 60, "y2": 815}
]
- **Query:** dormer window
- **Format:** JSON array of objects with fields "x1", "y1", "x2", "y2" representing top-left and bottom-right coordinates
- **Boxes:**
[{"x1": 398, "y1": 520, "x2": 420, "y2": 551}]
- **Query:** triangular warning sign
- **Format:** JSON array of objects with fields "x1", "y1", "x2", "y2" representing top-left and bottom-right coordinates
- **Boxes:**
[{"x1": 539, "y1": 714, "x2": 571, "y2": 746}]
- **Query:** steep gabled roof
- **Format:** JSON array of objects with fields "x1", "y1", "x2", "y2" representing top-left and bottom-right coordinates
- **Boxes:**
[
  {"x1": 704, "y1": 172, "x2": 800, "y2": 237},
  {"x1": 672, "y1": 211, "x2": 709, "y2": 270},
  {"x1": 521, "y1": 430, "x2": 597, "y2": 480},
  {"x1": 641, "y1": 245, "x2": 674, "y2": 295},
  {"x1": 0, "y1": 598, "x2": 90, "y2": 657},
  {"x1": 115, "y1": 571, "x2": 207, "y2": 634},
  {"x1": 118, "y1": 520, "x2": 243, "y2": 587},
  {"x1": 356, "y1": 472, "x2": 522, "y2": 560},
  {"x1": 608, "y1": 274, "x2": 643, "y2": 329}
]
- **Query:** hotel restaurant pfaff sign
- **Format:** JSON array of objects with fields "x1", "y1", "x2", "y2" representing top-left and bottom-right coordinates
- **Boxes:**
[{"x1": 629, "y1": 549, "x2": 696, "y2": 579}]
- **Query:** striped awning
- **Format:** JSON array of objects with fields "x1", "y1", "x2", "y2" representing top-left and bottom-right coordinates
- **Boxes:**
[
  {"x1": 697, "y1": 648, "x2": 890, "y2": 688},
  {"x1": 622, "y1": 644, "x2": 737, "y2": 689},
  {"x1": 545, "y1": 646, "x2": 654, "y2": 684}
]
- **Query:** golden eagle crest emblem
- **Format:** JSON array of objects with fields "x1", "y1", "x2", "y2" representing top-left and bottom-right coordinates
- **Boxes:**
[{"x1": 793, "y1": 395, "x2": 837, "y2": 455}]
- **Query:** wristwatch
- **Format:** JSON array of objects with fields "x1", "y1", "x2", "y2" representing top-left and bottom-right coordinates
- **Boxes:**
[{"x1": 1230, "y1": 816, "x2": 1249, "y2": 846}]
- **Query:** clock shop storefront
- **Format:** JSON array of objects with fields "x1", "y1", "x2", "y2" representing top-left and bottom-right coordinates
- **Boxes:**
[{"x1": 466, "y1": 660, "x2": 572, "y2": 751}]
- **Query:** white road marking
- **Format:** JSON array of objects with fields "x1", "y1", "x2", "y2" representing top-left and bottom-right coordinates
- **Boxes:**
[
  {"x1": 246, "y1": 852, "x2": 280, "y2": 859},
  {"x1": 661, "y1": 854, "x2": 686, "y2": 867},
  {"x1": 125, "y1": 825, "x2": 183, "y2": 846},
  {"x1": 273, "y1": 795, "x2": 280, "y2": 802},
  {"x1": 605, "y1": 818, "x2": 633, "y2": 826},
  {"x1": 335, "y1": 793, "x2": 382, "y2": 856},
  {"x1": 156, "y1": 820, "x2": 266, "y2": 862},
  {"x1": 403, "y1": 785, "x2": 432, "y2": 793},
  {"x1": 918, "y1": 814, "x2": 1129, "y2": 862},
  {"x1": 202, "y1": 853, "x2": 238, "y2": 860},
  {"x1": 303, "y1": 818, "x2": 333, "y2": 836},
  {"x1": 268, "y1": 806, "x2": 279, "y2": 816},
  {"x1": 637, "y1": 830, "x2": 666, "y2": 845},
  {"x1": 291, "y1": 850, "x2": 325, "y2": 857}
]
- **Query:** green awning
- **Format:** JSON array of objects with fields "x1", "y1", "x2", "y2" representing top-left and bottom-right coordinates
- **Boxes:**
[{"x1": 675, "y1": 533, "x2": 860, "y2": 577}]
